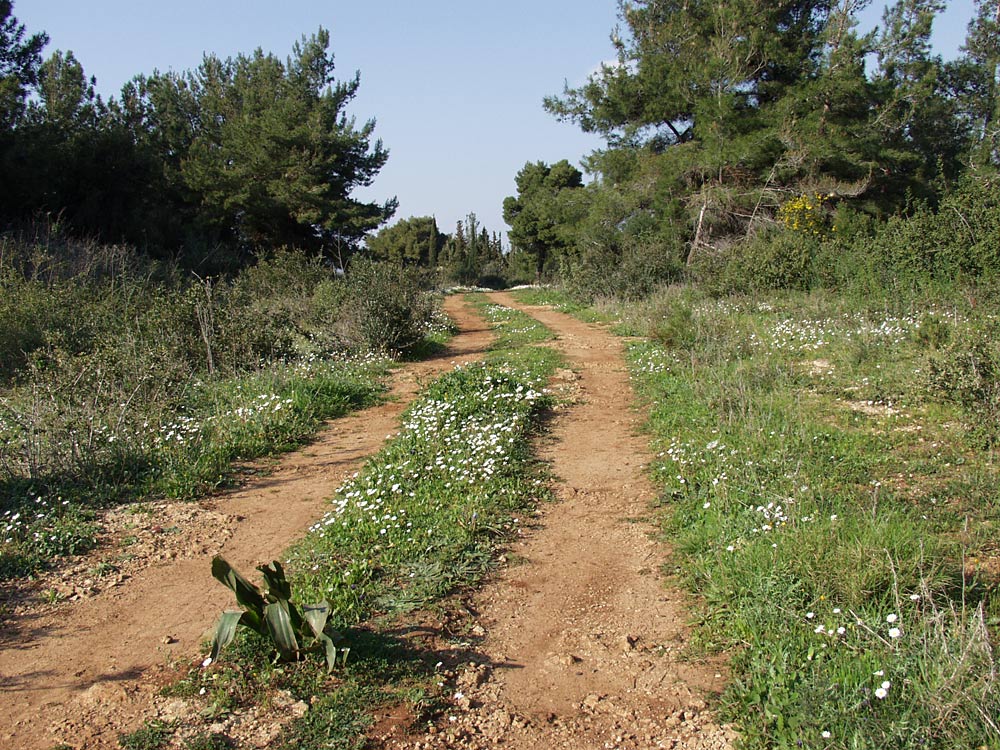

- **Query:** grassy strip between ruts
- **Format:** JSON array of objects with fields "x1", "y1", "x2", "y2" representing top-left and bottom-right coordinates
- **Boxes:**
[
  {"x1": 129, "y1": 296, "x2": 562, "y2": 750},
  {"x1": 509, "y1": 287, "x2": 1000, "y2": 749}
]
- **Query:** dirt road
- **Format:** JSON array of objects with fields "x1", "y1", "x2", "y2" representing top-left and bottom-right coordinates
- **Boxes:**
[
  {"x1": 1, "y1": 293, "x2": 734, "y2": 750},
  {"x1": 378, "y1": 293, "x2": 735, "y2": 750},
  {"x1": 0, "y1": 296, "x2": 492, "y2": 750}
]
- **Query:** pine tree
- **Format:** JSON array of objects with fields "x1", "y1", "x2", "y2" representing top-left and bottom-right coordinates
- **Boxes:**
[
  {"x1": 503, "y1": 160, "x2": 585, "y2": 278},
  {"x1": 954, "y1": 0, "x2": 1000, "y2": 167},
  {"x1": 0, "y1": 0, "x2": 47, "y2": 130},
  {"x1": 872, "y1": 0, "x2": 964, "y2": 192},
  {"x1": 132, "y1": 28, "x2": 395, "y2": 259}
]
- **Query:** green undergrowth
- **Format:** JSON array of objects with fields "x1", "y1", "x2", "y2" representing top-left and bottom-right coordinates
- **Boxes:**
[
  {"x1": 465, "y1": 292, "x2": 556, "y2": 346},
  {"x1": 170, "y1": 297, "x2": 562, "y2": 749},
  {"x1": 623, "y1": 289, "x2": 1000, "y2": 749},
  {"x1": 0, "y1": 245, "x2": 463, "y2": 583},
  {"x1": 0, "y1": 356, "x2": 387, "y2": 580},
  {"x1": 1, "y1": 240, "x2": 451, "y2": 582}
]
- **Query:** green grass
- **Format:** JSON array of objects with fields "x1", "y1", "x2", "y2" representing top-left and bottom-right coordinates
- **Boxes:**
[
  {"x1": 623, "y1": 289, "x2": 1000, "y2": 749},
  {"x1": 118, "y1": 720, "x2": 176, "y2": 750},
  {"x1": 186, "y1": 296, "x2": 562, "y2": 748},
  {"x1": 0, "y1": 356, "x2": 388, "y2": 580},
  {"x1": 465, "y1": 293, "x2": 556, "y2": 347}
]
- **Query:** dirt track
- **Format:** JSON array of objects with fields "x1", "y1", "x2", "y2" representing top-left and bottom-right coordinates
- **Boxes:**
[
  {"x1": 0, "y1": 296, "x2": 492, "y2": 750},
  {"x1": 376, "y1": 293, "x2": 734, "y2": 750},
  {"x1": 0, "y1": 293, "x2": 734, "y2": 749}
]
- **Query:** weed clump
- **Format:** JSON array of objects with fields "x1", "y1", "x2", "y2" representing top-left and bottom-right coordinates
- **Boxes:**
[{"x1": 926, "y1": 326, "x2": 1000, "y2": 446}]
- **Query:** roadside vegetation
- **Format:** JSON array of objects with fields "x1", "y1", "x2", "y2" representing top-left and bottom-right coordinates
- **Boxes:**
[
  {"x1": 125, "y1": 298, "x2": 560, "y2": 749},
  {"x1": 509, "y1": 280, "x2": 1000, "y2": 749},
  {"x1": 0, "y1": 236, "x2": 446, "y2": 582},
  {"x1": 4, "y1": 1, "x2": 1000, "y2": 747}
]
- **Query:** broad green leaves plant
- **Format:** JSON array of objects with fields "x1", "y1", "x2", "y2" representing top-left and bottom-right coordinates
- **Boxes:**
[{"x1": 209, "y1": 555, "x2": 346, "y2": 672}]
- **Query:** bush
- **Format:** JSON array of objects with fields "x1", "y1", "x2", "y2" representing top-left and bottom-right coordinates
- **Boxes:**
[
  {"x1": 926, "y1": 324, "x2": 1000, "y2": 446},
  {"x1": 648, "y1": 291, "x2": 698, "y2": 350},
  {"x1": 341, "y1": 259, "x2": 436, "y2": 355},
  {"x1": 689, "y1": 175, "x2": 1000, "y2": 299},
  {"x1": 691, "y1": 229, "x2": 820, "y2": 295},
  {"x1": 564, "y1": 237, "x2": 684, "y2": 301}
]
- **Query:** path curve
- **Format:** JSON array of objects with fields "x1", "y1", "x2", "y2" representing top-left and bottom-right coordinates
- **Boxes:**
[
  {"x1": 382, "y1": 293, "x2": 735, "y2": 750},
  {"x1": 0, "y1": 296, "x2": 493, "y2": 750}
]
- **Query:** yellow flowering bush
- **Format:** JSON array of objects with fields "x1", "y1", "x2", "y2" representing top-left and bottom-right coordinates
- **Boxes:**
[{"x1": 778, "y1": 192, "x2": 833, "y2": 236}]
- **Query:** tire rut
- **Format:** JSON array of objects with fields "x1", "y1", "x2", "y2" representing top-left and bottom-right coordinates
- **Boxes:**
[
  {"x1": 380, "y1": 292, "x2": 735, "y2": 750},
  {"x1": 0, "y1": 296, "x2": 493, "y2": 750}
]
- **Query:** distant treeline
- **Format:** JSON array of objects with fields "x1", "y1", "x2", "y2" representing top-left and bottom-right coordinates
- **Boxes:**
[
  {"x1": 364, "y1": 212, "x2": 542, "y2": 288},
  {"x1": 499, "y1": 0, "x2": 1000, "y2": 298}
]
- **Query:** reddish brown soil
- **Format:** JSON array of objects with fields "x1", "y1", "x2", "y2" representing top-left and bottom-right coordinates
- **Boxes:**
[
  {"x1": 0, "y1": 293, "x2": 735, "y2": 750},
  {"x1": 374, "y1": 293, "x2": 734, "y2": 750}
]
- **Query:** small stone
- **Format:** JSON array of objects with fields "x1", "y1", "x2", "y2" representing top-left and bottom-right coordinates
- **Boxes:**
[
  {"x1": 583, "y1": 693, "x2": 601, "y2": 710},
  {"x1": 161, "y1": 635, "x2": 175, "y2": 644},
  {"x1": 470, "y1": 624, "x2": 486, "y2": 637}
]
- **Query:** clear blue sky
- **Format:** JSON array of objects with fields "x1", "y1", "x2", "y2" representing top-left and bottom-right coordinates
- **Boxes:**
[{"x1": 18, "y1": 1, "x2": 976, "y2": 241}]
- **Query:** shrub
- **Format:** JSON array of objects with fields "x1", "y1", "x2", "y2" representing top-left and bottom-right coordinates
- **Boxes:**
[
  {"x1": 692, "y1": 229, "x2": 819, "y2": 295},
  {"x1": 777, "y1": 192, "x2": 832, "y2": 237},
  {"x1": 926, "y1": 325, "x2": 1000, "y2": 446},
  {"x1": 0, "y1": 238, "x2": 393, "y2": 577},
  {"x1": 689, "y1": 176, "x2": 1000, "y2": 299},
  {"x1": 564, "y1": 237, "x2": 684, "y2": 301},
  {"x1": 648, "y1": 292, "x2": 697, "y2": 350},
  {"x1": 118, "y1": 720, "x2": 175, "y2": 750},
  {"x1": 341, "y1": 259, "x2": 435, "y2": 355}
]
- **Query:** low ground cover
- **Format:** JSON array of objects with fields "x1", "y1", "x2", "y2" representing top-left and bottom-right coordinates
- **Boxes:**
[
  {"x1": 0, "y1": 351, "x2": 390, "y2": 582},
  {"x1": 586, "y1": 287, "x2": 1000, "y2": 749}
]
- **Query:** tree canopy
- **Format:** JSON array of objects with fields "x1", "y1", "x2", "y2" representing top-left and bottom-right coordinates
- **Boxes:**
[
  {"x1": 365, "y1": 216, "x2": 445, "y2": 266},
  {"x1": 521, "y1": 1, "x2": 998, "y2": 290},
  {"x1": 0, "y1": 6, "x2": 394, "y2": 270},
  {"x1": 0, "y1": 0, "x2": 46, "y2": 129},
  {"x1": 129, "y1": 29, "x2": 396, "y2": 253},
  {"x1": 502, "y1": 160, "x2": 586, "y2": 278}
]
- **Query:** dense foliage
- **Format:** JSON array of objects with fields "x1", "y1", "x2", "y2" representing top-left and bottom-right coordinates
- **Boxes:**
[
  {"x1": 507, "y1": 0, "x2": 1000, "y2": 297},
  {"x1": 0, "y1": 3, "x2": 393, "y2": 270}
]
